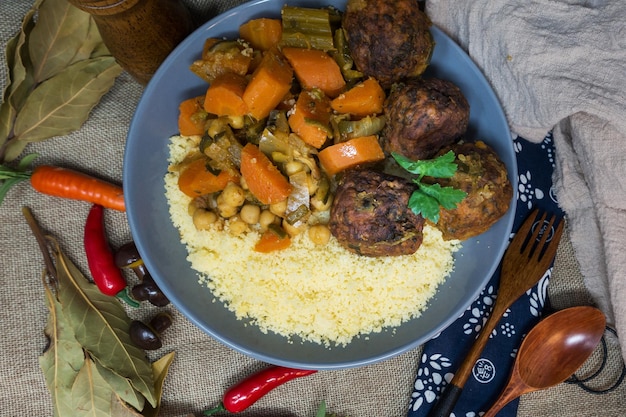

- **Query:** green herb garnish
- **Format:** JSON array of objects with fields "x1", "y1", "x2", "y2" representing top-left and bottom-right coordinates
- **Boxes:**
[{"x1": 392, "y1": 151, "x2": 467, "y2": 224}]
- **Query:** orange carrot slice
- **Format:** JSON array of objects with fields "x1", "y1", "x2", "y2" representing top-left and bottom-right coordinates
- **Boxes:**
[
  {"x1": 242, "y1": 48, "x2": 294, "y2": 121},
  {"x1": 281, "y1": 47, "x2": 346, "y2": 98},
  {"x1": 254, "y1": 228, "x2": 292, "y2": 252},
  {"x1": 178, "y1": 158, "x2": 239, "y2": 197},
  {"x1": 178, "y1": 96, "x2": 207, "y2": 136},
  {"x1": 239, "y1": 18, "x2": 283, "y2": 51},
  {"x1": 317, "y1": 135, "x2": 385, "y2": 176},
  {"x1": 330, "y1": 78, "x2": 386, "y2": 116},
  {"x1": 240, "y1": 143, "x2": 292, "y2": 204},
  {"x1": 203, "y1": 72, "x2": 248, "y2": 117},
  {"x1": 288, "y1": 89, "x2": 332, "y2": 148}
]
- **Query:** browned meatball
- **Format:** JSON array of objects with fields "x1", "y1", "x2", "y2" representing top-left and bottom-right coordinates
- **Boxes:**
[
  {"x1": 382, "y1": 77, "x2": 470, "y2": 161},
  {"x1": 329, "y1": 169, "x2": 425, "y2": 257},
  {"x1": 342, "y1": 0, "x2": 434, "y2": 89},
  {"x1": 427, "y1": 141, "x2": 513, "y2": 241}
]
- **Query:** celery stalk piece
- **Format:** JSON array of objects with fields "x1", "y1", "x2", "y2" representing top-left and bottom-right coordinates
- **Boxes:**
[
  {"x1": 330, "y1": 27, "x2": 363, "y2": 82},
  {"x1": 280, "y1": 6, "x2": 336, "y2": 52}
]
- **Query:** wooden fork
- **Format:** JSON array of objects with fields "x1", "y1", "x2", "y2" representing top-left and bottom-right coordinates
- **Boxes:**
[{"x1": 427, "y1": 209, "x2": 565, "y2": 417}]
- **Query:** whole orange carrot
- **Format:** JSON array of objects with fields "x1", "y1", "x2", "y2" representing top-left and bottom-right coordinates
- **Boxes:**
[
  {"x1": 1, "y1": 158, "x2": 125, "y2": 211},
  {"x1": 30, "y1": 166, "x2": 126, "y2": 211}
]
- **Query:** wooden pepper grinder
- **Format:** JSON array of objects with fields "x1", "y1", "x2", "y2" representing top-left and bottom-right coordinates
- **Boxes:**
[{"x1": 67, "y1": 0, "x2": 195, "y2": 85}]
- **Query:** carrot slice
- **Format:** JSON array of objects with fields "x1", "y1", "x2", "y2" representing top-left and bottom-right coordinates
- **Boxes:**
[
  {"x1": 239, "y1": 18, "x2": 283, "y2": 51},
  {"x1": 330, "y1": 78, "x2": 386, "y2": 116},
  {"x1": 317, "y1": 135, "x2": 385, "y2": 176},
  {"x1": 288, "y1": 89, "x2": 332, "y2": 148},
  {"x1": 178, "y1": 96, "x2": 208, "y2": 136},
  {"x1": 203, "y1": 72, "x2": 248, "y2": 117},
  {"x1": 242, "y1": 48, "x2": 294, "y2": 120},
  {"x1": 281, "y1": 47, "x2": 346, "y2": 98},
  {"x1": 240, "y1": 143, "x2": 292, "y2": 204},
  {"x1": 254, "y1": 228, "x2": 292, "y2": 252},
  {"x1": 177, "y1": 158, "x2": 239, "y2": 197}
]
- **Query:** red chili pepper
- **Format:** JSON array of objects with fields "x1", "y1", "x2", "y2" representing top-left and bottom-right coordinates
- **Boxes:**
[
  {"x1": 204, "y1": 365, "x2": 317, "y2": 415},
  {"x1": 84, "y1": 204, "x2": 138, "y2": 307}
]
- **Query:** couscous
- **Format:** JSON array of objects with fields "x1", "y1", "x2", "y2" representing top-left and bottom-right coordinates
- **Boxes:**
[{"x1": 165, "y1": 134, "x2": 460, "y2": 346}]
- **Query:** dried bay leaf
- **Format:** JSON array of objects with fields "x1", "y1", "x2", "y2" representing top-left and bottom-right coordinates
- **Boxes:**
[
  {"x1": 28, "y1": 0, "x2": 97, "y2": 82},
  {"x1": 72, "y1": 355, "x2": 115, "y2": 417},
  {"x1": 12, "y1": 56, "x2": 122, "y2": 143},
  {"x1": 0, "y1": 103, "x2": 16, "y2": 151},
  {"x1": 25, "y1": 210, "x2": 170, "y2": 416},
  {"x1": 2, "y1": 138, "x2": 30, "y2": 162},
  {"x1": 107, "y1": 352, "x2": 176, "y2": 417},
  {"x1": 143, "y1": 351, "x2": 176, "y2": 417},
  {"x1": 39, "y1": 278, "x2": 85, "y2": 417},
  {"x1": 4, "y1": 1, "x2": 39, "y2": 109},
  {"x1": 1, "y1": 0, "x2": 120, "y2": 163},
  {"x1": 111, "y1": 393, "x2": 145, "y2": 417},
  {"x1": 0, "y1": 2, "x2": 39, "y2": 147},
  {"x1": 90, "y1": 26, "x2": 113, "y2": 59},
  {"x1": 93, "y1": 358, "x2": 146, "y2": 411},
  {"x1": 78, "y1": 18, "x2": 110, "y2": 61},
  {"x1": 52, "y1": 245, "x2": 158, "y2": 408}
]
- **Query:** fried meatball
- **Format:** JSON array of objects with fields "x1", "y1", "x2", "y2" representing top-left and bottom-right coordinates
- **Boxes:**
[
  {"x1": 428, "y1": 141, "x2": 513, "y2": 241},
  {"x1": 329, "y1": 169, "x2": 425, "y2": 257},
  {"x1": 382, "y1": 77, "x2": 470, "y2": 161},
  {"x1": 342, "y1": 0, "x2": 434, "y2": 89}
]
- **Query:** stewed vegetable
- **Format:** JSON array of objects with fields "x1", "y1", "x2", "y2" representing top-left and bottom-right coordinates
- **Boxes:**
[{"x1": 174, "y1": 5, "x2": 391, "y2": 252}]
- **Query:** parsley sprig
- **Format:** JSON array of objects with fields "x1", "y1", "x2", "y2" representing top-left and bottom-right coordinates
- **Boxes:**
[{"x1": 392, "y1": 151, "x2": 467, "y2": 223}]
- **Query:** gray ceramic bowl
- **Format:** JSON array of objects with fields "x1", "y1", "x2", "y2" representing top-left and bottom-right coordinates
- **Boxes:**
[{"x1": 124, "y1": 0, "x2": 517, "y2": 370}]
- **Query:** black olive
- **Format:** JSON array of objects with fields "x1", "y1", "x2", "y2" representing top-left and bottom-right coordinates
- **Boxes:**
[
  {"x1": 115, "y1": 241, "x2": 149, "y2": 280},
  {"x1": 131, "y1": 282, "x2": 152, "y2": 301},
  {"x1": 149, "y1": 312, "x2": 173, "y2": 334},
  {"x1": 129, "y1": 320, "x2": 162, "y2": 350},
  {"x1": 131, "y1": 276, "x2": 170, "y2": 306},
  {"x1": 129, "y1": 312, "x2": 173, "y2": 350},
  {"x1": 147, "y1": 291, "x2": 170, "y2": 307}
]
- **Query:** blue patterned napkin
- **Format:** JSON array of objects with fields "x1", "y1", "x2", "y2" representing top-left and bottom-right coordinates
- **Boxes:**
[{"x1": 408, "y1": 133, "x2": 564, "y2": 417}]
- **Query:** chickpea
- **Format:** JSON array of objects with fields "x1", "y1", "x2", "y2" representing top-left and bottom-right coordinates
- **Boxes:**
[
  {"x1": 308, "y1": 224, "x2": 331, "y2": 245},
  {"x1": 228, "y1": 217, "x2": 248, "y2": 236},
  {"x1": 228, "y1": 115, "x2": 244, "y2": 129},
  {"x1": 239, "y1": 175, "x2": 249, "y2": 190},
  {"x1": 284, "y1": 160, "x2": 305, "y2": 176},
  {"x1": 269, "y1": 200, "x2": 287, "y2": 217},
  {"x1": 259, "y1": 210, "x2": 276, "y2": 230},
  {"x1": 240, "y1": 204, "x2": 261, "y2": 225},
  {"x1": 216, "y1": 195, "x2": 239, "y2": 218},
  {"x1": 193, "y1": 208, "x2": 218, "y2": 230},
  {"x1": 188, "y1": 199, "x2": 202, "y2": 216},
  {"x1": 220, "y1": 182, "x2": 246, "y2": 207}
]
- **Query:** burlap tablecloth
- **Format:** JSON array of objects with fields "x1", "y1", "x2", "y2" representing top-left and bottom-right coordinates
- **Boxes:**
[{"x1": 1, "y1": 1, "x2": 624, "y2": 416}]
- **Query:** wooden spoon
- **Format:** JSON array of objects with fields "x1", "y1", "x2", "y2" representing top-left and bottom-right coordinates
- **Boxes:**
[
  {"x1": 482, "y1": 306, "x2": 606, "y2": 417},
  {"x1": 428, "y1": 209, "x2": 564, "y2": 417}
]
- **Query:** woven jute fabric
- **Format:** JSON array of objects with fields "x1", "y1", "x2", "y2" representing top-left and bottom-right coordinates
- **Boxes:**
[{"x1": 1, "y1": 1, "x2": 624, "y2": 416}]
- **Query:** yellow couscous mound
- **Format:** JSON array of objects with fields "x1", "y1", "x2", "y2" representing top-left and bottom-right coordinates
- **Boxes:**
[{"x1": 165, "y1": 135, "x2": 460, "y2": 346}]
